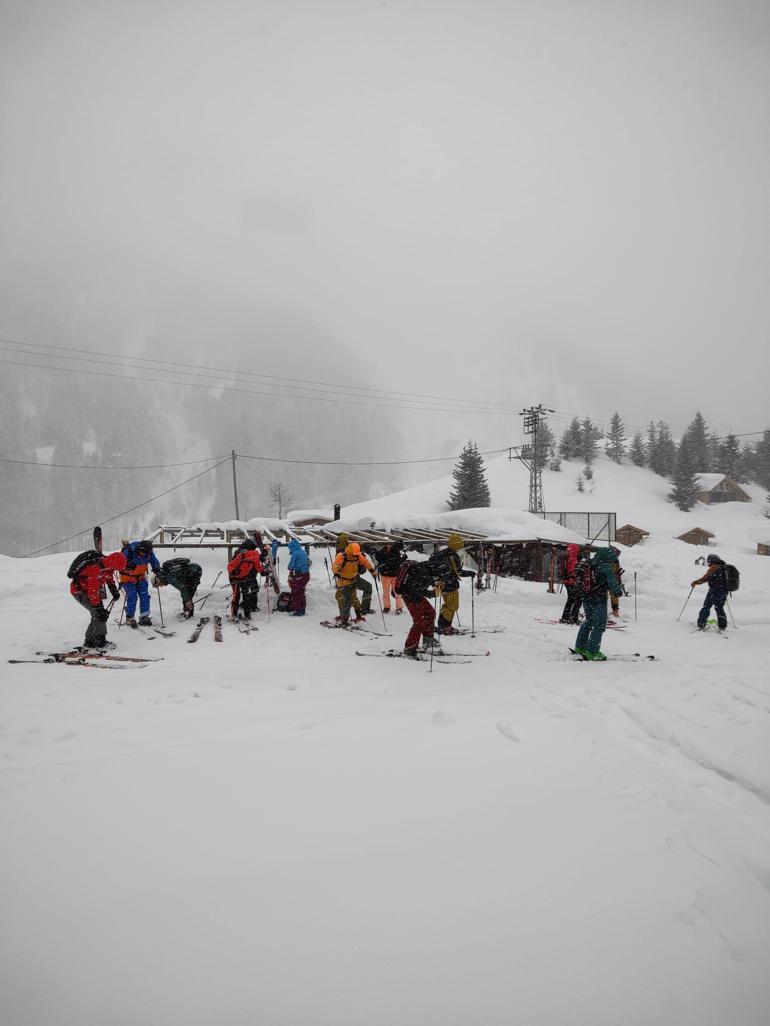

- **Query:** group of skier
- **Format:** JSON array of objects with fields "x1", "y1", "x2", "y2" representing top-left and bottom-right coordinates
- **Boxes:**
[{"x1": 66, "y1": 529, "x2": 738, "y2": 660}]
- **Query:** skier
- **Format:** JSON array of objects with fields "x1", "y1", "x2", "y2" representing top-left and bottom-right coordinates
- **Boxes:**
[
  {"x1": 332, "y1": 542, "x2": 374, "y2": 625},
  {"x1": 374, "y1": 541, "x2": 407, "y2": 614},
  {"x1": 559, "y1": 543, "x2": 584, "y2": 624},
  {"x1": 396, "y1": 559, "x2": 441, "y2": 658},
  {"x1": 609, "y1": 547, "x2": 625, "y2": 620},
  {"x1": 119, "y1": 539, "x2": 161, "y2": 627},
  {"x1": 432, "y1": 533, "x2": 475, "y2": 635},
  {"x1": 153, "y1": 557, "x2": 203, "y2": 619},
  {"x1": 227, "y1": 539, "x2": 265, "y2": 620},
  {"x1": 573, "y1": 547, "x2": 624, "y2": 661},
  {"x1": 70, "y1": 550, "x2": 126, "y2": 649},
  {"x1": 287, "y1": 539, "x2": 310, "y2": 616},
  {"x1": 692, "y1": 554, "x2": 729, "y2": 631}
]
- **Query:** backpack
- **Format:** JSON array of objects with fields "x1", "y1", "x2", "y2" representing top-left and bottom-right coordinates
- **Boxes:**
[
  {"x1": 394, "y1": 560, "x2": 434, "y2": 597},
  {"x1": 575, "y1": 560, "x2": 598, "y2": 596},
  {"x1": 162, "y1": 557, "x2": 190, "y2": 575},
  {"x1": 276, "y1": 591, "x2": 293, "y2": 612},
  {"x1": 723, "y1": 564, "x2": 740, "y2": 592},
  {"x1": 67, "y1": 550, "x2": 103, "y2": 580},
  {"x1": 393, "y1": 561, "x2": 412, "y2": 596}
]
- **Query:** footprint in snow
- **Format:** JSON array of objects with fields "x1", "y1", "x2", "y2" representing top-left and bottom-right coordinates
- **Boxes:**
[{"x1": 496, "y1": 723, "x2": 520, "y2": 743}]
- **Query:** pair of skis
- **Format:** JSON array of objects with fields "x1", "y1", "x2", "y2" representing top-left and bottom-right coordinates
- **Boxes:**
[
  {"x1": 187, "y1": 615, "x2": 224, "y2": 643},
  {"x1": 568, "y1": 648, "x2": 655, "y2": 662},
  {"x1": 534, "y1": 618, "x2": 628, "y2": 630},
  {"x1": 319, "y1": 620, "x2": 392, "y2": 638},
  {"x1": 355, "y1": 649, "x2": 477, "y2": 665},
  {"x1": 9, "y1": 649, "x2": 163, "y2": 670}
]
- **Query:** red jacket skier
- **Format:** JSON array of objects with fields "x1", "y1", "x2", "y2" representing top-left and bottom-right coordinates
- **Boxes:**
[
  {"x1": 227, "y1": 540, "x2": 265, "y2": 620},
  {"x1": 70, "y1": 551, "x2": 126, "y2": 649}
]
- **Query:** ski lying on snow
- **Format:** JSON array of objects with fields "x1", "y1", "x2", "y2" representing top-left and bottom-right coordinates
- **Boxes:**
[
  {"x1": 226, "y1": 616, "x2": 259, "y2": 633},
  {"x1": 534, "y1": 618, "x2": 627, "y2": 630},
  {"x1": 446, "y1": 626, "x2": 505, "y2": 635},
  {"x1": 691, "y1": 627, "x2": 729, "y2": 638},
  {"x1": 9, "y1": 657, "x2": 137, "y2": 670},
  {"x1": 34, "y1": 649, "x2": 164, "y2": 663},
  {"x1": 319, "y1": 620, "x2": 392, "y2": 637},
  {"x1": 213, "y1": 615, "x2": 223, "y2": 642},
  {"x1": 436, "y1": 649, "x2": 490, "y2": 657},
  {"x1": 355, "y1": 650, "x2": 472, "y2": 664},
  {"x1": 568, "y1": 648, "x2": 655, "y2": 662},
  {"x1": 187, "y1": 616, "x2": 210, "y2": 643}
]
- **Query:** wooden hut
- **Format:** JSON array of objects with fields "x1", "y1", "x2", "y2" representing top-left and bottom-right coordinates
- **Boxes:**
[
  {"x1": 695, "y1": 474, "x2": 751, "y2": 504},
  {"x1": 757, "y1": 543, "x2": 770, "y2": 556},
  {"x1": 615, "y1": 524, "x2": 649, "y2": 547},
  {"x1": 677, "y1": 527, "x2": 715, "y2": 546}
]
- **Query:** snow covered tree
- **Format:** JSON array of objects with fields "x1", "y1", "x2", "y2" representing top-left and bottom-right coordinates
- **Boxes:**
[
  {"x1": 629, "y1": 431, "x2": 646, "y2": 466},
  {"x1": 583, "y1": 462, "x2": 594, "y2": 482},
  {"x1": 447, "y1": 441, "x2": 491, "y2": 510},
  {"x1": 579, "y1": 417, "x2": 599, "y2": 465},
  {"x1": 751, "y1": 430, "x2": 770, "y2": 490},
  {"x1": 558, "y1": 417, "x2": 583, "y2": 461},
  {"x1": 605, "y1": 412, "x2": 626, "y2": 464},
  {"x1": 269, "y1": 481, "x2": 295, "y2": 519},
  {"x1": 645, "y1": 421, "x2": 657, "y2": 465},
  {"x1": 649, "y1": 421, "x2": 677, "y2": 477},
  {"x1": 716, "y1": 434, "x2": 741, "y2": 479},
  {"x1": 683, "y1": 411, "x2": 711, "y2": 473},
  {"x1": 576, "y1": 472, "x2": 585, "y2": 493},
  {"x1": 549, "y1": 454, "x2": 562, "y2": 472},
  {"x1": 533, "y1": 420, "x2": 555, "y2": 468},
  {"x1": 669, "y1": 423, "x2": 702, "y2": 511}
]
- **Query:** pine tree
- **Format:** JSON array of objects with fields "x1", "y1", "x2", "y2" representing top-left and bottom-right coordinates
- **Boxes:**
[
  {"x1": 576, "y1": 472, "x2": 585, "y2": 493},
  {"x1": 447, "y1": 441, "x2": 491, "y2": 510},
  {"x1": 606, "y1": 412, "x2": 626, "y2": 464},
  {"x1": 558, "y1": 417, "x2": 583, "y2": 461},
  {"x1": 629, "y1": 431, "x2": 646, "y2": 467},
  {"x1": 533, "y1": 420, "x2": 555, "y2": 468},
  {"x1": 752, "y1": 430, "x2": 770, "y2": 490},
  {"x1": 583, "y1": 462, "x2": 594, "y2": 482},
  {"x1": 645, "y1": 421, "x2": 657, "y2": 466},
  {"x1": 669, "y1": 438, "x2": 701, "y2": 511},
  {"x1": 716, "y1": 434, "x2": 741, "y2": 479},
  {"x1": 683, "y1": 411, "x2": 711, "y2": 472},
  {"x1": 580, "y1": 417, "x2": 598, "y2": 465},
  {"x1": 649, "y1": 421, "x2": 677, "y2": 477}
]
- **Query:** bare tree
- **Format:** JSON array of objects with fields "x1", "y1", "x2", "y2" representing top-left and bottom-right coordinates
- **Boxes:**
[{"x1": 269, "y1": 481, "x2": 295, "y2": 519}]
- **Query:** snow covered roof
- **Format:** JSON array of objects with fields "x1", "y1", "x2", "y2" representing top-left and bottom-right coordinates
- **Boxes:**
[
  {"x1": 328, "y1": 507, "x2": 586, "y2": 546},
  {"x1": 286, "y1": 509, "x2": 333, "y2": 523},
  {"x1": 695, "y1": 473, "x2": 729, "y2": 490}
]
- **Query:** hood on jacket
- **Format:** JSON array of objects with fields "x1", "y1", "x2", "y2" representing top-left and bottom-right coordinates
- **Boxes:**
[
  {"x1": 288, "y1": 539, "x2": 302, "y2": 555},
  {"x1": 592, "y1": 547, "x2": 618, "y2": 566}
]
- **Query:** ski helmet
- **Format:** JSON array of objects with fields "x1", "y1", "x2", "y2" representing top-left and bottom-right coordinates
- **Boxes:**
[
  {"x1": 706, "y1": 553, "x2": 722, "y2": 565},
  {"x1": 239, "y1": 538, "x2": 257, "y2": 551}
]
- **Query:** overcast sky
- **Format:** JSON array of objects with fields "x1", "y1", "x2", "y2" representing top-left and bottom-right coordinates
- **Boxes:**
[{"x1": 1, "y1": 0, "x2": 768, "y2": 450}]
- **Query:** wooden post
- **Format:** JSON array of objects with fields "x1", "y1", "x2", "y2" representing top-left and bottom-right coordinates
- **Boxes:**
[{"x1": 231, "y1": 450, "x2": 241, "y2": 520}]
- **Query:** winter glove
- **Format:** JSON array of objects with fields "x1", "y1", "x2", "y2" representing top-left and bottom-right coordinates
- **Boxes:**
[
  {"x1": 94, "y1": 605, "x2": 110, "y2": 622},
  {"x1": 691, "y1": 580, "x2": 699, "y2": 588}
]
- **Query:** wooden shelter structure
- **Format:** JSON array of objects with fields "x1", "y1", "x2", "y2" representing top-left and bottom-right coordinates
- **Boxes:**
[
  {"x1": 676, "y1": 527, "x2": 715, "y2": 546},
  {"x1": 695, "y1": 474, "x2": 751, "y2": 504},
  {"x1": 615, "y1": 524, "x2": 650, "y2": 547},
  {"x1": 757, "y1": 543, "x2": 770, "y2": 556}
]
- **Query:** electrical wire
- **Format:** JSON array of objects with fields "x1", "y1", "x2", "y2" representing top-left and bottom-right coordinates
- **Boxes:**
[
  {"x1": 0, "y1": 455, "x2": 228, "y2": 470},
  {"x1": 22, "y1": 458, "x2": 230, "y2": 557},
  {"x1": 0, "y1": 357, "x2": 513, "y2": 417},
  {"x1": 0, "y1": 338, "x2": 519, "y2": 414},
  {"x1": 235, "y1": 446, "x2": 509, "y2": 467}
]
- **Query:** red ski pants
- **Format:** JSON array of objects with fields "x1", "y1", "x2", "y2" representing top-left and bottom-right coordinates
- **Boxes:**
[{"x1": 404, "y1": 596, "x2": 435, "y2": 651}]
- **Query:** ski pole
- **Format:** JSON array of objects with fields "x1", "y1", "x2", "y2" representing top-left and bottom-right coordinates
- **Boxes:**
[
  {"x1": 373, "y1": 575, "x2": 387, "y2": 632},
  {"x1": 324, "y1": 557, "x2": 332, "y2": 587},
  {"x1": 118, "y1": 592, "x2": 126, "y2": 628},
  {"x1": 676, "y1": 587, "x2": 694, "y2": 622},
  {"x1": 470, "y1": 573, "x2": 476, "y2": 638},
  {"x1": 197, "y1": 571, "x2": 222, "y2": 612},
  {"x1": 634, "y1": 572, "x2": 638, "y2": 622},
  {"x1": 726, "y1": 599, "x2": 737, "y2": 628},
  {"x1": 265, "y1": 576, "x2": 271, "y2": 623},
  {"x1": 429, "y1": 593, "x2": 437, "y2": 675},
  {"x1": 230, "y1": 582, "x2": 240, "y2": 620},
  {"x1": 155, "y1": 580, "x2": 165, "y2": 628}
]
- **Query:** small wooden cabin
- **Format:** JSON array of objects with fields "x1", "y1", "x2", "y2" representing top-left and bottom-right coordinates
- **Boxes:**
[
  {"x1": 757, "y1": 543, "x2": 770, "y2": 556},
  {"x1": 615, "y1": 524, "x2": 649, "y2": 547},
  {"x1": 677, "y1": 527, "x2": 715, "y2": 546},
  {"x1": 695, "y1": 474, "x2": 751, "y2": 504}
]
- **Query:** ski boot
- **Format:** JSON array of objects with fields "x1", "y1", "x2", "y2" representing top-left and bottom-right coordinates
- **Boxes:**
[
  {"x1": 138, "y1": 616, "x2": 153, "y2": 627},
  {"x1": 126, "y1": 617, "x2": 138, "y2": 629},
  {"x1": 395, "y1": 608, "x2": 403, "y2": 615},
  {"x1": 403, "y1": 648, "x2": 421, "y2": 660},
  {"x1": 586, "y1": 651, "x2": 607, "y2": 662},
  {"x1": 422, "y1": 636, "x2": 443, "y2": 654},
  {"x1": 354, "y1": 614, "x2": 367, "y2": 623}
]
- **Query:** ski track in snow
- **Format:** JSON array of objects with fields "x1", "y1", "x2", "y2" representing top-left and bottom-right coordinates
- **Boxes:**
[{"x1": 1, "y1": 540, "x2": 769, "y2": 1026}]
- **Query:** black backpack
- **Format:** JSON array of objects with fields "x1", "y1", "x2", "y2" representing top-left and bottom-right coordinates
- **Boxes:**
[
  {"x1": 162, "y1": 557, "x2": 191, "y2": 575},
  {"x1": 575, "y1": 560, "x2": 598, "y2": 596},
  {"x1": 723, "y1": 564, "x2": 740, "y2": 592},
  {"x1": 276, "y1": 591, "x2": 293, "y2": 612},
  {"x1": 67, "y1": 550, "x2": 103, "y2": 580},
  {"x1": 394, "y1": 560, "x2": 434, "y2": 597}
]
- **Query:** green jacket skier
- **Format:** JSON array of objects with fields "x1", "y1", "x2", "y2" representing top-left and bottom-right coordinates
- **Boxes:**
[
  {"x1": 154, "y1": 558, "x2": 203, "y2": 618},
  {"x1": 574, "y1": 547, "x2": 624, "y2": 660}
]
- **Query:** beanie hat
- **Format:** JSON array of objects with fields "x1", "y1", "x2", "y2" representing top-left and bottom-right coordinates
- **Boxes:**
[{"x1": 447, "y1": 533, "x2": 464, "y2": 552}]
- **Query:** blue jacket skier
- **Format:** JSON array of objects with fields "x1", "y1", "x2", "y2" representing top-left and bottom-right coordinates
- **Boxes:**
[
  {"x1": 119, "y1": 539, "x2": 161, "y2": 627},
  {"x1": 287, "y1": 539, "x2": 310, "y2": 616}
]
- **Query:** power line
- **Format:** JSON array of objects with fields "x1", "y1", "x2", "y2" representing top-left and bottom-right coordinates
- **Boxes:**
[
  {"x1": 22, "y1": 458, "x2": 229, "y2": 557},
  {"x1": 0, "y1": 455, "x2": 228, "y2": 470},
  {"x1": 0, "y1": 337, "x2": 519, "y2": 414},
  {"x1": 0, "y1": 357, "x2": 513, "y2": 417},
  {"x1": 235, "y1": 446, "x2": 509, "y2": 467}
]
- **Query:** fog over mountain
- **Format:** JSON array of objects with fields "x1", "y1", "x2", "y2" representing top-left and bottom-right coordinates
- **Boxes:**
[{"x1": 1, "y1": 0, "x2": 768, "y2": 555}]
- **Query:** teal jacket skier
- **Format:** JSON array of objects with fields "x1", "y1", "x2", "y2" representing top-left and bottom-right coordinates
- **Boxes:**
[{"x1": 574, "y1": 547, "x2": 624, "y2": 661}]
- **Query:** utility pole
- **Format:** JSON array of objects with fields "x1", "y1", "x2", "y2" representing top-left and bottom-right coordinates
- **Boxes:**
[
  {"x1": 518, "y1": 404, "x2": 554, "y2": 514},
  {"x1": 231, "y1": 450, "x2": 241, "y2": 520}
]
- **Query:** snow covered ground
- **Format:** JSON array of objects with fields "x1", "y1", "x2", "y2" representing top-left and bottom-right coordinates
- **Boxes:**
[{"x1": 2, "y1": 461, "x2": 770, "y2": 1025}]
